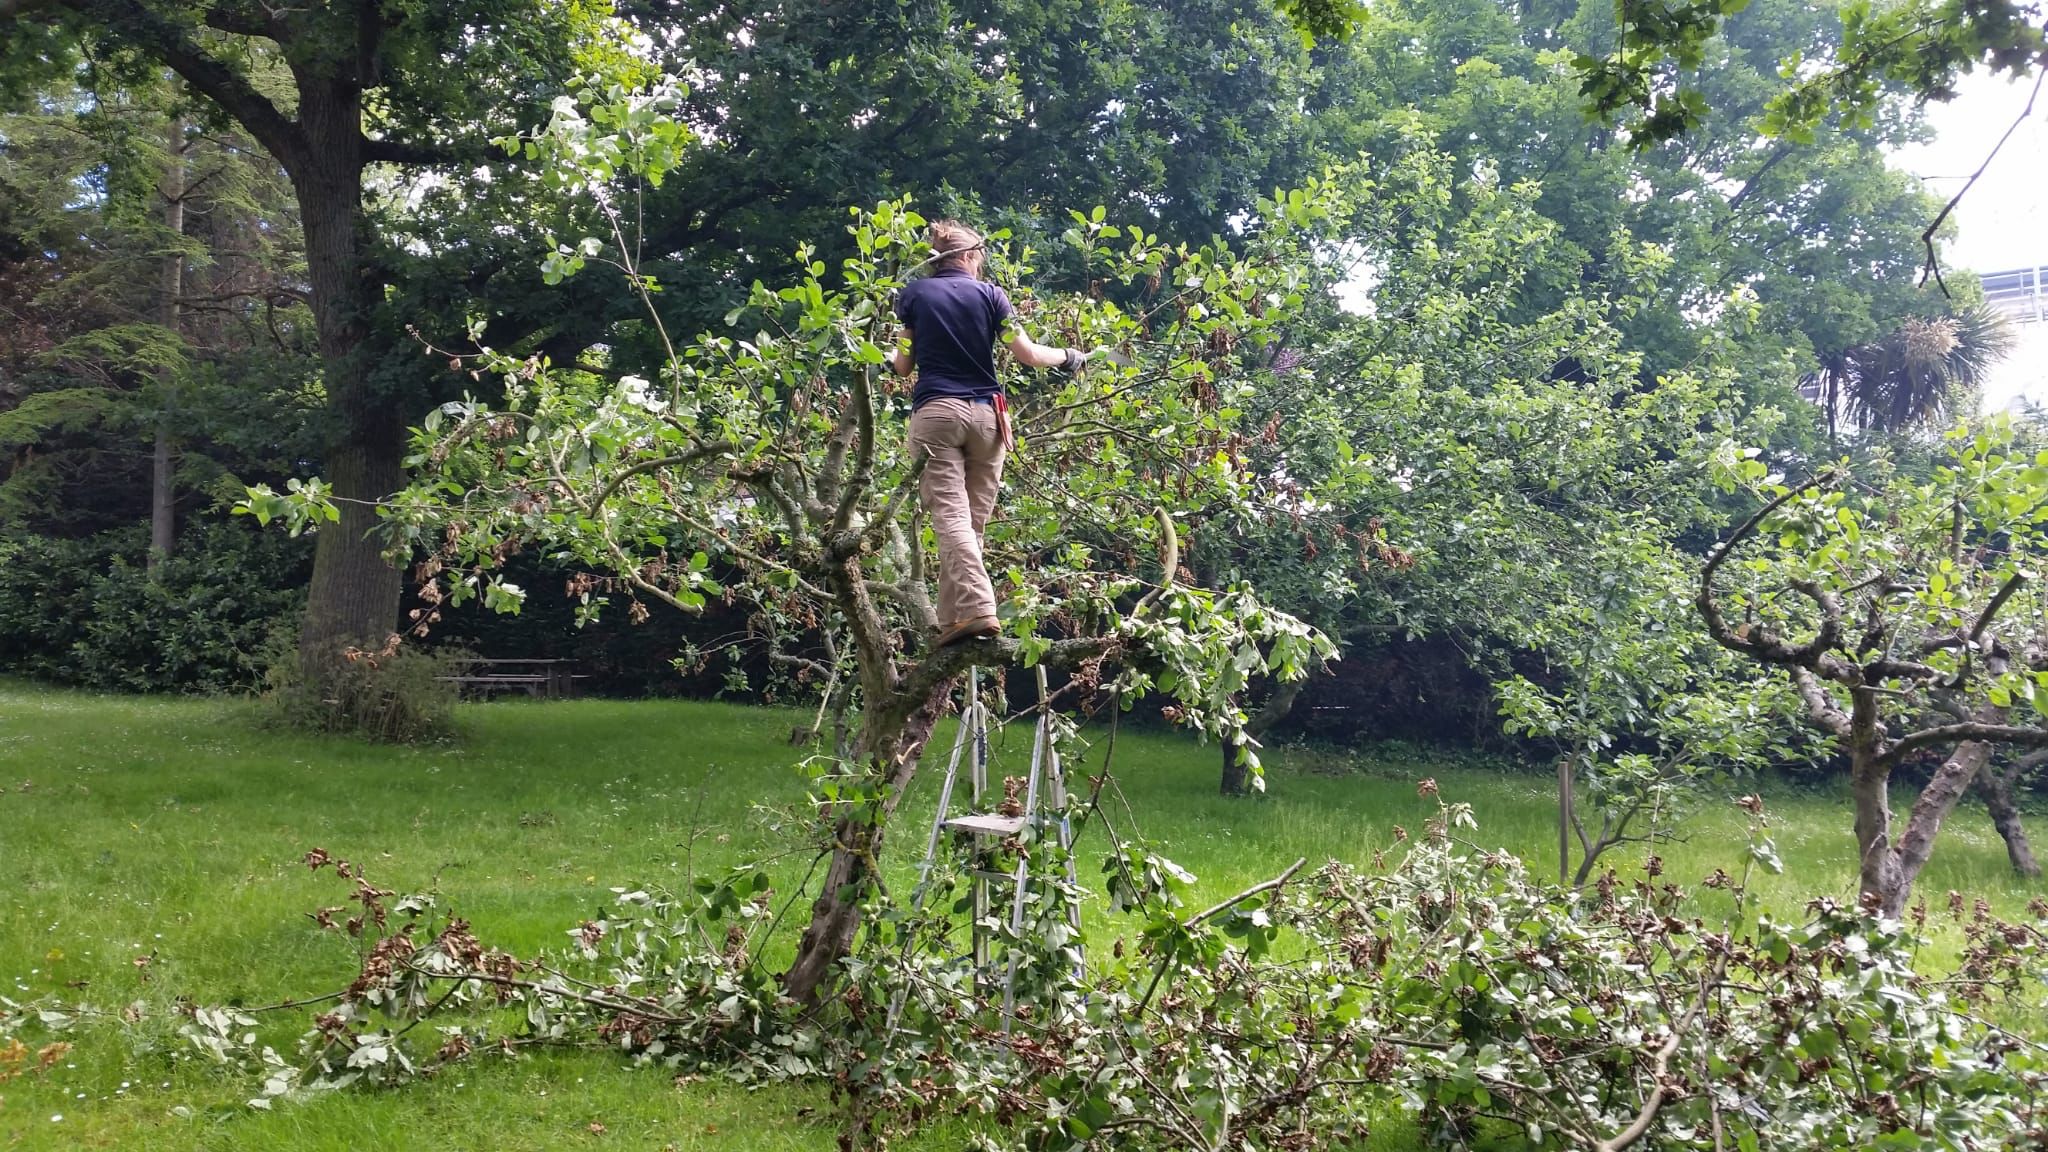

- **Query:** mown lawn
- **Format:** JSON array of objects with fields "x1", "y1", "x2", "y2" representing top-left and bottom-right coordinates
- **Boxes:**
[{"x1": 3, "y1": 680, "x2": 2044, "y2": 1149}]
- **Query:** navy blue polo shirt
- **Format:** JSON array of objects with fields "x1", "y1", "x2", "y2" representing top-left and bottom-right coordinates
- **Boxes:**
[{"x1": 895, "y1": 268, "x2": 1014, "y2": 410}]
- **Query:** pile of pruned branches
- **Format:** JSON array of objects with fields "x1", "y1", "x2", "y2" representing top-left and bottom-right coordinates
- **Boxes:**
[{"x1": 21, "y1": 785, "x2": 2048, "y2": 1151}]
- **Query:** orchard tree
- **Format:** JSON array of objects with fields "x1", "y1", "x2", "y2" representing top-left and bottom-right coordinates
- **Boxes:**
[
  {"x1": 248, "y1": 81, "x2": 1333, "y2": 1001},
  {"x1": 1499, "y1": 536, "x2": 1808, "y2": 885},
  {"x1": 1700, "y1": 422, "x2": 2048, "y2": 915},
  {"x1": 1196, "y1": 143, "x2": 1804, "y2": 803}
]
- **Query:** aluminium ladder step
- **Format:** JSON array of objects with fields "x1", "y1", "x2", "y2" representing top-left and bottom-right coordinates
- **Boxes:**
[{"x1": 943, "y1": 813, "x2": 1029, "y2": 836}]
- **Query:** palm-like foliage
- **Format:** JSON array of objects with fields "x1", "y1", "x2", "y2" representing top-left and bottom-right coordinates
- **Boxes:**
[{"x1": 1803, "y1": 304, "x2": 2015, "y2": 436}]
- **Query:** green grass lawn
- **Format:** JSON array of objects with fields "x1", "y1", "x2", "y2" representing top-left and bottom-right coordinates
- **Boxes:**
[{"x1": 2, "y1": 680, "x2": 2043, "y2": 1149}]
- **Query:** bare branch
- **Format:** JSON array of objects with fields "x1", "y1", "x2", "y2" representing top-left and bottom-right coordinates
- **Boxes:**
[
  {"x1": 1191, "y1": 858, "x2": 1307, "y2": 927},
  {"x1": 1698, "y1": 472, "x2": 1835, "y2": 660},
  {"x1": 1782, "y1": 577, "x2": 1846, "y2": 668},
  {"x1": 857, "y1": 456, "x2": 927, "y2": 553},
  {"x1": 1882, "y1": 722, "x2": 2048, "y2": 767},
  {"x1": 61, "y1": 0, "x2": 307, "y2": 170},
  {"x1": 1919, "y1": 70, "x2": 2046, "y2": 298},
  {"x1": 1595, "y1": 1030, "x2": 1682, "y2": 1152},
  {"x1": 1859, "y1": 657, "x2": 1944, "y2": 684},
  {"x1": 890, "y1": 633, "x2": 1123, "y2": 713},
  {"x1": 830, "y1": 364, "x2": 879, "y2": 540},
  {"x1": 584, "y1": 447, "x2": 728, "y2": 516},
  {"x1": 1970, "y1": 572, "x2": 2028, "y2": 645},
  {"x1": 1791, "y1": 668, "x2": 1853, "y2": 738}
]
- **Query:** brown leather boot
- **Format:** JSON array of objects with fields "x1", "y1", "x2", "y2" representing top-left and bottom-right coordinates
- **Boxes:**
[{"x1": 936, "y1": 615, "x2": 1000, "y2": 647}]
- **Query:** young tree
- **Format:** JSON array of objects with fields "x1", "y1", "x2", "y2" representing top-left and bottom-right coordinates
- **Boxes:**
[
  {"x1": 1499, "y1": 539, "x2": 1808, "y2": 886},
  {"x1": 1699, "y1": 423, "x2": 2048, "y2": 915},
  {"x1": 249, "y1": 82, "x2": 1333, "y2": 1000}
]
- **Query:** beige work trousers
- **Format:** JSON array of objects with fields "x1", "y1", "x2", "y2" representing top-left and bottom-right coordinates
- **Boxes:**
[{"x1": 908, "y1": 397, "x2": 1007, "y2": 626}]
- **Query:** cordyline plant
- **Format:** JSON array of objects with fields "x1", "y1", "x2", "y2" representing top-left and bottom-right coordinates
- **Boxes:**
[
  {"x1": 242, "y1": 77, "x2": 1333, "y2": 1003},
  {"x1": 1701, "y1": 421, "x2": 2048, "y2": 916}
]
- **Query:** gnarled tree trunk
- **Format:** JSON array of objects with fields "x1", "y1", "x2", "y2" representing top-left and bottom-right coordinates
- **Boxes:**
[
  {"x1": 1222, "y1": 676, "x2": 1305, "y2": 796},
  {"x1": 782, "y1": 673, "x2": 957, "y2": 1004},
  {"x1": 1979, "y1": 751, "x2": 2044, "y2": 879},
  {"x1": 1854, "y1": 738, "x2": 1995, "y2": 917}
]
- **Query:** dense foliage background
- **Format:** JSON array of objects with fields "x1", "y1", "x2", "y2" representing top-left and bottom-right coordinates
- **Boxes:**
[{"x1": 0, "y1": 0, "x2": 2025, "y2": 737}]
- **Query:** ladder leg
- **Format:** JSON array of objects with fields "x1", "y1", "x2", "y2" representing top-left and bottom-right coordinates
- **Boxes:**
[
  {"x1": 1001, "y1": 681, "x2": 1053, "y2": 1027},
  {"x1": 1050, "y1": 747, "x2": 1083, "y2": 982},
  {"x1": 966, "y1": 671, "x2": 992, "y2": 985},
  {"x1": 906, "y1": 698, "x2": 976, "y2": 915}
]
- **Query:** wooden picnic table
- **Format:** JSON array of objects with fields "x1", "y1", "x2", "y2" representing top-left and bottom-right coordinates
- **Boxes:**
[{"x1": 439, "y1": 658, "x2": 587, "y2": 699}]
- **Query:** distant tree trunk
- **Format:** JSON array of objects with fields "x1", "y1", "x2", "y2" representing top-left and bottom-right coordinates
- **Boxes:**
[
  {"x1": 290, "y1": 80, "x2": 402, "y2": 673},
  {"x1": 149, "y1": 107, "x2": 184, "y2": 571},
  {"x1": 1221, "y1": 677, "x2": 1305, "y2": 796},
  {"x1": 1979, "y1": 750, "x2": 2045, "y2": 879},
  {"x1": 1220, "y1": 736, "x2": 1249, "y2": 796}
]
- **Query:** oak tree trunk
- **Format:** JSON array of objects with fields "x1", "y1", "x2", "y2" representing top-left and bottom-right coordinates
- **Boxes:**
[
  {"x1": 1978, "y1": 759, "x2": 2042, "y2": 878},
  {"x1": 149, "y1": 109, "x2": 183, "y2": 570},
  {"x1": 290, "y1": 81, "x2": 402, "y2": 673}
]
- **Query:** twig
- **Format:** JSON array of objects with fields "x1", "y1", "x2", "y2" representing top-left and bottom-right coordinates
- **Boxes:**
[
  {"x1": 1190, "y1": 858, "x2": 1307, "y2": 927},
  {"x1": 1919, "y1": 70, "x2": 2046, "y2": 298},
  {"x1": 241, "y1": 990, "x2": 347, "y2": 1013}
]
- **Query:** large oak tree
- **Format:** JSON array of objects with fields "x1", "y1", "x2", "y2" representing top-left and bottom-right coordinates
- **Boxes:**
[{"x1": 1, "y1": 0, "x2": 587, "y2": 673}]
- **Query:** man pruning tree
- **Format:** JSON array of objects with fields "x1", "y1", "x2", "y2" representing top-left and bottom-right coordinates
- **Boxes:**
[{"x1": 887, "y1": 220, "x2": 1089, "y2": 648}]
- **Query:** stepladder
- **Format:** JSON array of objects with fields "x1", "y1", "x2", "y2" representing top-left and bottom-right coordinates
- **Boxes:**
[{"x1": 891, "y1": 665, "x2": 1083, "y2": 1031}]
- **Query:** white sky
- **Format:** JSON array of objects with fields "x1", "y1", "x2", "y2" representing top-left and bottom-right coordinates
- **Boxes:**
[{"x1": 1891, "y1": 72, "x2": 2048, "y2": 413}]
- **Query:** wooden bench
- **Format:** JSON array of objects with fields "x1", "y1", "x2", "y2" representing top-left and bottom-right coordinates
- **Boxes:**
[{"x1": 440, "y1": 658, "x2": 587, "y2": 699}]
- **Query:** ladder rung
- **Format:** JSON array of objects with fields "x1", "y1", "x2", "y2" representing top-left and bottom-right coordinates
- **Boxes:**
[{"x1": 945, "y1": 813, "x2": 1028, "y2": 836}]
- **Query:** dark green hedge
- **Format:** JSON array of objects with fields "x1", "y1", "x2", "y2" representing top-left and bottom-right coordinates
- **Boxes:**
[{"x1": 0, "y1": 521, "x2": 311, "y2": 692}]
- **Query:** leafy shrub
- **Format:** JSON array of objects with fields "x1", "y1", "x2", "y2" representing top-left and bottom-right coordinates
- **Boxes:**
[
  {"x1": 260, "y1": 638, "x2": 463, "y2": 743},
  {"x1": 0, "y1": 522, "x2": 310, "y2": 693}
]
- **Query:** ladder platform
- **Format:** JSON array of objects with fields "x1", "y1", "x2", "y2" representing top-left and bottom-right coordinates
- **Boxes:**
[{"x1": 944, "y1": 813, "x2": 1028, "y2": 836}]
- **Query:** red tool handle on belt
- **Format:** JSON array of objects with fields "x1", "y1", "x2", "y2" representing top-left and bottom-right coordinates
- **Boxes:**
[{"x1": 992, "y1": 391, "x2": 1014, "y2": 451}]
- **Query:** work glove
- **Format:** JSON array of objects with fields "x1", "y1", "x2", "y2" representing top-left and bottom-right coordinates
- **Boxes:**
[{"x1": 1059, "y1": 347, "x2": 1088, "y2": 376}]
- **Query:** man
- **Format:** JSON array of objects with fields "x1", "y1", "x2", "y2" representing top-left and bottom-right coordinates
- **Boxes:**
[{"x1": 887, "y1": 220, "x2": 1083, "y2": 648}]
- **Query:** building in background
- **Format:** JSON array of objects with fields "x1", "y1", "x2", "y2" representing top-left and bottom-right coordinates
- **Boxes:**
[
  {"x1": 1984, "y1": 266, "x2": 2044, "y2": 326},
  {"x1": 1979, "y1": 265, "x2": 2046, "y2": 414}
]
